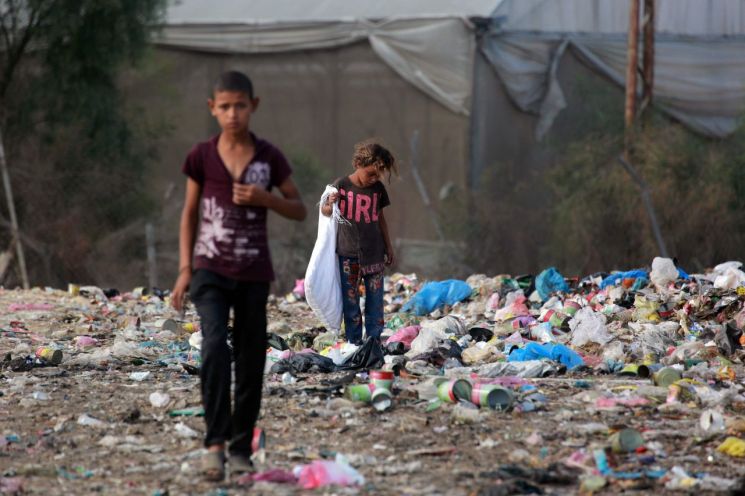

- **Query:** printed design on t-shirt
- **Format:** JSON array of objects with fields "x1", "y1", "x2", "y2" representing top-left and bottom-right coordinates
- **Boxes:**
[
  {"x1": 195, "y1": 196, "x2": 234, "y2": 259},
  {"x1": 243, "y1": 161, "x2": 271, "y2": 189},
  {"x1": 338, "y1": 189, "x2": 381, "y2": 223}
]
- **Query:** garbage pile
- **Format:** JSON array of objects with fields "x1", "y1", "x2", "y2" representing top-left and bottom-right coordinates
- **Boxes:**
[{"x1": 1, "y1": 257, "x2": 744, "y2": 494}]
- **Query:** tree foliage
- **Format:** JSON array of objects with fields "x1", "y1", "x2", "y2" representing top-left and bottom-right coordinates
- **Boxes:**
[{"x1": 0, "y1": 0, "x2": 166, "y2": 285}]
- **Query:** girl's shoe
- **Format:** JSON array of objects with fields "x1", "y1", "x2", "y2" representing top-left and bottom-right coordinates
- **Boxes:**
[{"x1": 201, "y1": 451, "x2": 226, "y2": 481}]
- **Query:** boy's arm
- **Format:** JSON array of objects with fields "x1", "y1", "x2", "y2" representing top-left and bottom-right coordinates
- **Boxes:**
[
  {"x1": 232, "y1": 178, "x2": 307, "y2": 220},
  {"x1": 172, "y1": 177, "x2": 201, "y2": 311},
  {"x1": 379, "y1": 209, "x2": 395, "y2": 266}
]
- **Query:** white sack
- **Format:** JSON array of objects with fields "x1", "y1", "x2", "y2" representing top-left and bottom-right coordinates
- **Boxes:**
[{"x1": 305, "y1": 186, "x2": 347, "y2": 333}]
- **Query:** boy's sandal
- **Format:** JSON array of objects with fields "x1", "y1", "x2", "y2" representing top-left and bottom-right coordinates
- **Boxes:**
[
  {"x1": 229, "y1": 453, "x2": 255, "y2": 475},
  {"x1": 202, "y1": 451, "x2": 226, "y2": 481}
]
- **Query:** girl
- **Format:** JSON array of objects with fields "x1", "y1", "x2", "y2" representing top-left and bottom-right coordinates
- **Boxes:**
[{"x1": 321, "y1": 140, "x2": 397, "y2": 344}]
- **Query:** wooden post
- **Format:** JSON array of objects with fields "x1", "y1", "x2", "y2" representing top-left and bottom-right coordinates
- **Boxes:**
[
  {"x1": 624, "y1": 0, "x2": 640, "y2": 140},
  {"x1": 640, "y1": 0, "x2": 655, "y2": 115},
  {"x1": 0, "y1": 127, "x2": 30, "y2": 289}
]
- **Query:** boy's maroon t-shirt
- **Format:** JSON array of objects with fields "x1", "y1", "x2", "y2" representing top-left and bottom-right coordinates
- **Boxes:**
[{"x1": 182, "y1": 133, "x2": 292, "y2": 282}]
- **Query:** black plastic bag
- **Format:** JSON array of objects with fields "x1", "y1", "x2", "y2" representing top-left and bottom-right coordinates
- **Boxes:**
[
  {"x1": 267, "y1": 333, "x2": 289, "y2": 351},
  {"x1": 716, "y1": 322, "x2": 743, "y2": 356},
  {"x1": 338, "y1": 337, "x2": 385, "y2": 370},
  {"x1": 270, "y1": 352, "x2": 337, "y2": 374},
  {"x1": 469, "y1": 327, "x2": 494, "y2": 342}
]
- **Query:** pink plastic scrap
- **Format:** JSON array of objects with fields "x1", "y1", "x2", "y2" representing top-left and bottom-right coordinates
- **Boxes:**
[
  {"x1": 293, "y1": 279, "x2": 305, "y2": 298},
  {"x1": 0, "y1": 477, "x2": 24, "y2": 493},
  {"x1": 385, "y1": 325, "x2": 420, "y2": 348},
  {"x1": 295, "y1": 460, "x2": 364, "y2": 489}
]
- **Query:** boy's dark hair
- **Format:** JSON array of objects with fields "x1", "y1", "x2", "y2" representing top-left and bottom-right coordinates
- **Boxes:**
[
  {"x1": 213, "y1": 70, "x2": 254, "y2": 99},
  {"x1": 352, "y1": 139, "x2": 399, "y2": 183}
]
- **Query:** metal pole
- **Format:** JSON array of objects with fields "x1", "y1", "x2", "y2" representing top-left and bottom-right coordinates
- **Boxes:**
[
  {"x1": 0, "y1": 127, "x2": 29, "y2": 288},
  {"x1": 624, "y1": 0, "x2": 640, "y2": 149},
  {"x1": 145, "y1": 222, "x2": 158, "y2": 289},
  {"x1": 617, "y1": 155, "x2": 668, "y2": 257},
  {"x1": 640, "y1": 0, "x2": 655, "y2": 115},
  {"x1": 410, "y1": 130, "x2": 445, "y2": 241}
]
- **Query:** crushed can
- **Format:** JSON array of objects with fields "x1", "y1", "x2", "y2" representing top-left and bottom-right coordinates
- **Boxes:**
[
  {"x1": 35, "y1": 347, "x2": 62, "y2": 365},
  {"x1": 371, "y1": 388, "x2": 392, "y2": 412},
  {"x1": 609, "y1": 428, "x2": 644, "y2": 453},
  {"x1": 345, "y1": 384, "x2": 374, "y2": 402},
  {"x1": 370, "y1": 370, "x2": 394, "y2": 391},
  {"x1": 251, "y1": 427, "x2": 265, "y2": 452},
  {"x1": 549, "y1": 312, "x2": 569, "y2": 329},
  {"x1": 563, "y1": 300, "x2": 581, "y2": 317},
  {"x1": 436, "y1": 379, "x2": 472, "y2": 403},
  {"x1": 471, "y1": 384, "x2": 513, "y2": 411},
  {"x1": 654, "y1": 367, "x2": 682, "y2": 387}
]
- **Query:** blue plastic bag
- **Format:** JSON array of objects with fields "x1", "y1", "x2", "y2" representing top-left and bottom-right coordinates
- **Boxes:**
[
  {"x1": 401, "y1": 280, "x2": 472, "y2": 316},
  {"x1": 599, "y1": 269, "x2": 649, "y2": 289},
  {"x1": 508, "y1": 342, "x2": 584, "y2": 370},
  {"x1": 535, "y1": 267, "x2": 569, "y2": 301}
]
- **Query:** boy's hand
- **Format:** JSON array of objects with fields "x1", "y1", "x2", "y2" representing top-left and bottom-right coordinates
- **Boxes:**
[
  {"x1": 233, "y1": 183, "x2": 271, "y2": 207},
  {"x1": 172, "y1": 271, "x2": 191, "y2": 312},
  {"x1": 385, "y1": 247, "x2": 395, "y2": 266}
]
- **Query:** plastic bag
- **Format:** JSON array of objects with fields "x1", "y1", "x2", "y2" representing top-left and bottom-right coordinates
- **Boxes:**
[
  {"x1": 305, "y1": 186, "x2": 346, "y2": 333},
  {"x1": 294, "y1": 455, "x2": 365, "y2": 489},
  {"x1": 312, "y1": 331, "x2": 339, "y2": 352},
  {"x1": 461, "y1": 343, "x2": 500, "y2": 365},
  {"x1": 508, "y1": 342, "x2": 584, "y2": 370},
  {"x1": 535, "y1": 267, "x2": 569, "y2": 301},
  {"x1": 473, "y1": 360, "x2": 559, "y2": 378},
  {"x1": 324, "y1": 342, "x2": 359, "y2": 365},
  {"x1": 401, "y1": 280, "x2": 472, "y2": 316},
  {"x1": 650, "y1": 257, "x2": 678, "y2": 288},
  {"x1": 569, "y1": 307, "x2": 612, "y2": 347},
  {"x1": 338, "y1": 337, "x2": 384, "y2": 370},
  {"x1": 493, "y1": 290, "x2": 530, "y2": 321},
  {"x1": 599, "y1": 270, "x2": 648, "y2": 289},
  {"x1": 602, "y1": 340, "x2": 625, "y2": 362},
  {"x1": 406, "y1": 325, "x2": 449, "y2": 357},
  {"x1": 385, "y1": 325, "x2": 420, "y2": 349},
  {"x1": 270, "y1": 352, "x2": 338, "y2": 374},
  {"x1": 423, "y1": 315, "x2": 467, "y2": 336}
]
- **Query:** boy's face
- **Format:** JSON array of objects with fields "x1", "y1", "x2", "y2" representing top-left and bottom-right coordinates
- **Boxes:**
[{"x1": 208, "y1": 90, "x2": 259, "y2": 134}]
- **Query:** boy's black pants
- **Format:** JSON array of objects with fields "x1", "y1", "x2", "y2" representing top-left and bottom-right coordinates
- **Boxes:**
[{"x1": 189, "y1": 269, "x2": 269, "y2": 455}]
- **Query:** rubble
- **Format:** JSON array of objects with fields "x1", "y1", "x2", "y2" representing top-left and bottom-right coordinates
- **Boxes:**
[{"x1": 1, "y1": 257, "x2": 745, "y2": 494}]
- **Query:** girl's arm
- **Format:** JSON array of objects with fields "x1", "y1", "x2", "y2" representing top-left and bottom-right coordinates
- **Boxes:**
[
  {"x1": 172, "y1": 177, "x2": 202, "y2": 311},
  {"x1": 379, "y1": 209, "x2": 395, "y2": 266},
  {"x1": 321, "y1": 192, "x2": 339, "y2": 217}
]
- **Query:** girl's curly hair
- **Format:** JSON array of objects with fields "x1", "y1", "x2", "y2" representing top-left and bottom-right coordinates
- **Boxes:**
[{"x1": 352, "y1": 140, "x2": 399, "y2": 183}]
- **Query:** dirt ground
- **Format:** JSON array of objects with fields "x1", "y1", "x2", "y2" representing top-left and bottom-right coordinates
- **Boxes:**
[{"x1": 1, "y1": 287, "x2": 744, "y2": 495}]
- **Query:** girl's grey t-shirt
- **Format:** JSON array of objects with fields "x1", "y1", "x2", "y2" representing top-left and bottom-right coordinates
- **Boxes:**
[
  {"x1": 332, "y1": 175, "x2": 390, "y2": 274},
  {"x1": 182, "y1": 133, "x2": 292, "y2": 282}
]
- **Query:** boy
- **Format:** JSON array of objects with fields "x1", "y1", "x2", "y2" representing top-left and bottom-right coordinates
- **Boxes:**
[{"x1": 171, "y1": 70, "x2": 306, "y2": 481}]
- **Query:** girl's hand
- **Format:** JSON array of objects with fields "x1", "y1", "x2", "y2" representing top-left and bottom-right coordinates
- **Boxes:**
[
  {"x1": 171, "y1": 269, "x2": 191, "y2": 312},
  {"x1": 327, "y1": 192, "x2": 339, "y2": 205}
]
